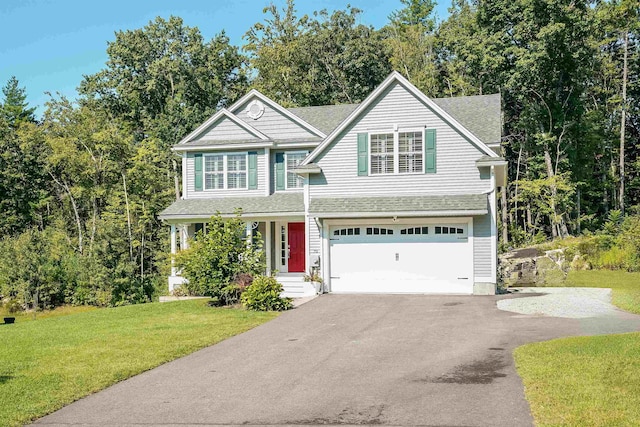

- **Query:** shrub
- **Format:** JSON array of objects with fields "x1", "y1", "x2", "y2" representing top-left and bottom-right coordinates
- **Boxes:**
[
  {"x1": 175, "y1": 213, "x2": 265, "y2": 300},
  {"x1": 241, "y1": 275, "x2": 292, "y2": 311}
]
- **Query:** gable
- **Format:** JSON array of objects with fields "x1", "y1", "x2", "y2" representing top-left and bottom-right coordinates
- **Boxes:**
[
  {"x1": 195, "y1": 115, "x2": 260, "y2": 141},
  {"x1": 231, "y1": 95, "x2": 322, "y2": 140}
]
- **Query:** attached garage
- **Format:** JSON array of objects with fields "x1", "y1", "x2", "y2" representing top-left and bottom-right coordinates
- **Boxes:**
[{"x1": 328, "y1": 220, "x2": 473, "y2": 294}]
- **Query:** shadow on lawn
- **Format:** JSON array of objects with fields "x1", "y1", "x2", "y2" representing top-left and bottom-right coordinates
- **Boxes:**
[{"x1": 0, "y1": 375, "x2": 14, "y2": 384}]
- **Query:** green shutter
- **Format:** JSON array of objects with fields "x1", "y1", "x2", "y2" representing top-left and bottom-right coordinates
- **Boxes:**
[
  {"x1": 194, "y1": 153, "x2": 203, "y2": 191},
  {"x1": 425, "y1": 129, "x2": 436, "y2": 174},
  {"x1": 357, "y1": 133, "x2": 368, "y2": 176},
  {"x1": 275, "y1": 152, "x2": 285, "y2": 191},
  {"x1": 248, "y1": 151, "x2": 258, "y2": 189}
]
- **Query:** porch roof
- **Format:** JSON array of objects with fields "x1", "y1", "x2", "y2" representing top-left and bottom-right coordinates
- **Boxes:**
[
  {"x1": 308, "y1": 194, "x2": 488, "y2": 218},
  {"x1": 159, "y1": 193, "x2": 304, "y2": 220}
]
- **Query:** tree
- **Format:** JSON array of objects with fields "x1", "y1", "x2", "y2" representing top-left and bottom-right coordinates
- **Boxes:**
[{"x1": 0, "y1": 76, "x2": 36, "y2": 127}]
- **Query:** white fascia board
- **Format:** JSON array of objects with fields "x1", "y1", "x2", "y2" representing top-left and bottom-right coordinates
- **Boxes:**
[
  {"x1": 228, "y1": 89, "x2": 327, "y2": 138},
  {"x1": 293, "y1": 167, "x2": 322, "y2": 175},
  {"x1": 172, "y1": 142, "x2": 274, "y2": 152},
  {"x1": 274, "y1": 141, "x2": 321, "y2": 148},
  {"x1": 303, "y1": 71, "x2": 498, "y2": 165},
  {"x1": 159, "y1": 212, "x2": 306, "y2": 221},
  {"x1": 176, "y1": 109, "x2": 269, "y2": 145},
  {"x1": 309, "y1": 210, "x2": 488, "y2": 219}
]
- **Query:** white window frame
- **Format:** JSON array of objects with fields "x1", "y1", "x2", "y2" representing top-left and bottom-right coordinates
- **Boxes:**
[
  {"x1": 203, "y1": 152, "x2": 249, "y2": 190},
  {"x1": 284, "y1": 151, "x2": 307, "y2": 190},
  {"x1": 368, "y1": 128, "x2": 425, "y2": 176}
]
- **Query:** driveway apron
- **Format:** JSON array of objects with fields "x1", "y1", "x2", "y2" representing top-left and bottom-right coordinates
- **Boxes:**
[{"x1": 35, "y1": 294, "x2": 640, "y2": 427}]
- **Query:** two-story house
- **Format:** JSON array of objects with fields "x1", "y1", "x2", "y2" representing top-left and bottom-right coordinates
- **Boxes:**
[{"x1": 159, "y1": 71, "x2": 506, "y2": 296}]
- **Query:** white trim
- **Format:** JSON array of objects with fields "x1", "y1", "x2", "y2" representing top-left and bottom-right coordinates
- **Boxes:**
[
  {"x1": 303, "y1": 176, "x2": 310, "y2": 275},
  {"x1": 303, "y1": 71, "x2": 498, "y2": 165},
  {"x1": 311, "y1": 210, "x2": 487, "y2": 219},
  {"x1": 468, "y1": 217, "x2": 474, "y2": 285},
  {"x1": 320, "y1": 219, "x2": 331, "y2": 292},
  {"x1": 265, "y1": 220, "x2": 272, "y2": 274},
  {"x1": 368, "y1": 128, "x2": 425, "y2": 176},
  {"x1": 181, "y1": 152, "x2": 187, "y2": 199},
  {"x1": 277, "y1": 222, "x2": 289, "y2": 272},
  {"x1": 202, "y1": 152, "x2": 249, "y2": 191},
  {"x1": 170, "y1": 224, "x2": 177, "y2": 276},
  {"x1": 173, "y1": 142, "x2": 273, "y2": 152},
  {"x1": 264, "y1": 147, "x2": 271, "y2": 196},
  {"x1": 176, "y1": 108, "x2": 269, "y2": 145},
  {"x1": 489, "y1": 165, "x2": 497, "y2": 283},
  {"x1": 227, "y1": 89, "x2": 327, "y2": 138},
  {"x1": 274, "y1": 141, "x2": 321, "y2": 148},
  {"x1": 323, "y1": 216, "x2": 470, "y2": 227},
  {"x1": 474, "y1": 276, "x2": 494, "y2": 283}
]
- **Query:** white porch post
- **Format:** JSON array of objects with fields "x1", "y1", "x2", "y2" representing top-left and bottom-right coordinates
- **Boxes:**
[
  {"x1": 170, "y1": 224, "x2": 177, "y2": 276},
  {"x1": 246, "y1": 222, "x2": 253, "y2": 245},
  {"x1": 180, "y1": 224, "x2": 189, "y2": 250},
  {"x1": 265, "y1": 220, "x2": 272, "y2": 275}
]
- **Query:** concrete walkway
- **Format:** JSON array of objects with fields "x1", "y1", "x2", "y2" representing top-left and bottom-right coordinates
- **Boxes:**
[{"x1": 35, "y1": 293, "x2": 640, "y2": 427}]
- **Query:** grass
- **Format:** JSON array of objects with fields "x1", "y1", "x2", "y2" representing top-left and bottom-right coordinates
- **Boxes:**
[
  {"x1": 0, "y1": 300, "x2": 278, "y2": 426},
  {"x1": 515, "y1": 269, "x2": 640, "y2": 426},
  {"x1": 0, "y1": 304, "x2": 98, "y2": 322}
]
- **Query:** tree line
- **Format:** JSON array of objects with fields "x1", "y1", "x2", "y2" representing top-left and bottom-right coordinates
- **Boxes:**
[{"x1": 0, "y1": 0, "x2": 638, "y2": 309}]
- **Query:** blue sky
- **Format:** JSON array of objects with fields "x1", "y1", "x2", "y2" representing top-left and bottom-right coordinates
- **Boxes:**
[{"x1": 0, "y1": 0, "x2": 450, "y2": 116}]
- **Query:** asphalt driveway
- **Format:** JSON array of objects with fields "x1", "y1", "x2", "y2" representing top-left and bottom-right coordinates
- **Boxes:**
[{"x1": 36, "y1": 294, "x2": 640, "y2": 426}]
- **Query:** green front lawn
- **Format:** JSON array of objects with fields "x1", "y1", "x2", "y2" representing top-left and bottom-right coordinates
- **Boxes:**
[
  {"x1": 0, "y1": 300, "x2": 278, "y2": 426},
  {"x1": 515, "y1": 269, "x2": 640, "y2": 426}
]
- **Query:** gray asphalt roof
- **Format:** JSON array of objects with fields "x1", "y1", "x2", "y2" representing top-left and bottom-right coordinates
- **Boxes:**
[
  {"x1": 159, "y1": 193, "x2": 304, "y2": 219},
  {"x1": 432, "y1": 94, "x2": 501, "y2": 145},
  {"x1": 288, "y1": 104, "x2": 360, "y2": 135},
  {"x1": 309, "y1": 194, "x2": 488, "y2": 215}
]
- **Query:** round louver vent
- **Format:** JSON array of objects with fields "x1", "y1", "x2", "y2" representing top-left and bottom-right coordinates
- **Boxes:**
[{"x1": 246, "y1": 100, "x2": 265, "y2": 120}]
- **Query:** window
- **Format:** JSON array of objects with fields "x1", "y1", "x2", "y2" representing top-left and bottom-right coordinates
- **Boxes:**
[
  {"x1": 400, "y1": 226, "x2": 429, "y2": 235},
  {"x1": 366, "y1": 227, "x2": 394, "y2": 235},
  {"x1": 369, "y1": 130, "x2": 425, "y2": 175},
  {"x1": 286, "y1": 152, "x2": 306, "y2": 189},
  {"x1": 203, "y1": 153, "x2": 248, "y2": 190},
  {"x1": 204, "y1": 155, "x2": 224, "y2": 189},
  {"x1": 370, "y1": 133, "x2": 394, "y2": 175},
  {"x1": 399, "y1": 132, "x2": 423, "y2": 173},
  {"x1": 435, "y1": 226, "x2": 465, "y2": 235},
  {"x1": 333, "y1": 227, "x2": 361, "y2": 236},
  {"x1": 227, "y1": 154, "x2": 247, "y2": 189}
]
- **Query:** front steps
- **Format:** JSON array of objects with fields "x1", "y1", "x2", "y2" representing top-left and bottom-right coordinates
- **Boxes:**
[{"x1": 277, "y1": 273, "x2": 318, "y2": 298}]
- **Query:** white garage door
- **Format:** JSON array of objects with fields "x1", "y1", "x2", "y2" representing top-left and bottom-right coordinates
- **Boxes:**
[{"x1": 329, "y1": 223, "x2": 473, "y2": 294}]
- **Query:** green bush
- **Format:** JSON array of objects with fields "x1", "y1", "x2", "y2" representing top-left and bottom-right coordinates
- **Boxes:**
[
  {"x1": 175, "y1": 213, "x2": 265, "y2": 300},
  {"x1": 241, "y1": 275, "x2": 292, "y2": 311}
]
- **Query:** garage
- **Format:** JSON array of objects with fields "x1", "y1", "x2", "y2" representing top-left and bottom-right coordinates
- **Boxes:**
[{"x1": 329, "y1": 221, "x2": 473, "y2": 294}]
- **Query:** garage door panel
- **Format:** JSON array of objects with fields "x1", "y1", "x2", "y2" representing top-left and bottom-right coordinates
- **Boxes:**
[{"x1": 329, "y1": 223, "x2": 473, "y2": 294}]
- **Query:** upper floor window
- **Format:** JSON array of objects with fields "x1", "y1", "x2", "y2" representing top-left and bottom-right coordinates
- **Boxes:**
[
  {"x1": 370, "y1": 133, "x2": 394, "y2": 175},
  {"x1": 370, "y1": 130, "x2": 424, "y2": 175},
  {"x1": 203, "y1": 153, "x2": 248, "y2": 190},
  {"x1": 286, "y1": 152, "x2": 306, "y2": 189},
  {"x1": 399, "y1": 132, "x2": 423, "y2": 173}
]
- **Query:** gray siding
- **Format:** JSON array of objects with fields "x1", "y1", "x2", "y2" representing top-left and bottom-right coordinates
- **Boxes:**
[
  {"x1": 185, "y1": 149, "x2": 265, "y2": 199},
  {"x1": 473, "y1": 213, "x2": 492, "y2": 278},
  {"x1": 232, "y1": 98, "x2": 318, "y2": 140},
  {"x1": 199, "y1": 116, "x2": 257, "y2": 140},
  {"x1": 308, "y1": 218, "x2": 321, "y2": 264},
  {"x1": 310, "y1": 82, "x2": 491, "y2": 198}
]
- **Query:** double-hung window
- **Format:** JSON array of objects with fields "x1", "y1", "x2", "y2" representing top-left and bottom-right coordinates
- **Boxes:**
[
  {"x1": 398, "y1": 131, "x2": 423, "y2": 173},
  {"x1": 369, "y1": 130, "x2": 424, "y2": 175},
  {"x1": 286, "y1": 152, "x2": 306, "y2": 189},
  {"x1": 227, "y1": 154, "x2": 247, "y2": 189},
  {"x1": 203, "y1": 153, "x2": 248, "y2": 190},
  {"x1": 370, "y1": 133, "x2": 395, "y2": 175},
  {"x1": 204, "y1": 155, "x2": 224, "y2": 189}
]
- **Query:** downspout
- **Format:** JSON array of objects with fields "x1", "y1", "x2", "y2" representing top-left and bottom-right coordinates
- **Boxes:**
[{"x1": 314, "y1": 217, "x2": 326, "y2": 294}]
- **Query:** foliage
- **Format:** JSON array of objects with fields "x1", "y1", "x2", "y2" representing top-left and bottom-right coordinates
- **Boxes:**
[
  {"x1": 0, "y1": 300, "x2": 277, "y2": 427},
  {"x1": 241, "y1": 275, "x2": 292, "y2": 311},
  {"x1": 175, "y1": 214, "x2": 265, "y2": 300}
]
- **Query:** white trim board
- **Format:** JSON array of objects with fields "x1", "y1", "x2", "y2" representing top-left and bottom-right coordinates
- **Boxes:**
[{"x1": 176, "y1": 109, "x2": 269, "y2": 146}]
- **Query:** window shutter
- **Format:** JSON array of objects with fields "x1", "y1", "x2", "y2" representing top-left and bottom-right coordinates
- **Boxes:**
[
  {"x1": 194, "y1": 153, "x2": 203, "y2": 191},
  {"x1": 425, "y1": 129, "x2": 436, "y2": 174},
  {"x1": 357, "y1": 133, "x2": 368, "y2": 176},
  {"x1": 248, "y1": 151, "x2": 258, "y2": 189},
  {"x1": 275, "y1": 152, "x2": 285, "y2": 191}
]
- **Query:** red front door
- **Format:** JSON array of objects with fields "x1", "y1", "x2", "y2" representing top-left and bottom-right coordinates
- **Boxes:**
[{"x1": 287, "y1": 222, "x2": 305, "y2": 272}]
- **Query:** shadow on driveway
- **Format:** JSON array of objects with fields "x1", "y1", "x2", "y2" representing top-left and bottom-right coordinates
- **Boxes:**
[{"x1": 35, "y1": 294, "x2": 640, "y2": 426}]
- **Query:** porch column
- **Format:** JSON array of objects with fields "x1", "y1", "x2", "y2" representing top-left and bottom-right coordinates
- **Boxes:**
[
  {"x1": 180, "y1": 224, "x2": 189, "y2": 250},
  {"x1": 265, "y1": 220, "x2": 272, "y2": 275},
  {"x1": 170, "y1": 224, "x2": 177, "y2": 276},
  {"x1": 246, "y1": 222, "x2": 253, "y2": 245}
]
